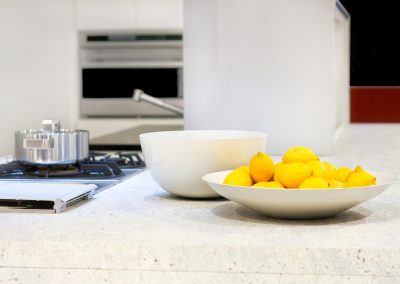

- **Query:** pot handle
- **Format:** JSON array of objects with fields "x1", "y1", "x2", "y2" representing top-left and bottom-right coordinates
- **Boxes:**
[{"x1": 23, "y1": 138, "x2": 54, "y2": 149}]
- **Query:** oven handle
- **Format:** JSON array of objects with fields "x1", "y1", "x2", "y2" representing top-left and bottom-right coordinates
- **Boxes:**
[{"x1": 133, "y1": 89, "x2": 184, "y2": 116}]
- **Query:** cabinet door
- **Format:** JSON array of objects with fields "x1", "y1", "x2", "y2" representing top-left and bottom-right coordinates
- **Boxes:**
[
  {"x1": 135, "y1": 0, "x2": 182, "y2": 30},
  {"x1": 76, "y1": 0, "x2": 135, "y2": 30}
]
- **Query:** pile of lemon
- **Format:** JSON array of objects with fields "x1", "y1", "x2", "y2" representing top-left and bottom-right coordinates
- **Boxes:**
[{"x1": 224, "y1": 146, "x2": 376, "y2": 189}]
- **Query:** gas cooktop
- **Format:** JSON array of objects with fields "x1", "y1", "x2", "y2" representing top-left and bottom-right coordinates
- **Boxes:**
[{"x1": 0, "y1": 151, "x2": 146, "y2": 213}]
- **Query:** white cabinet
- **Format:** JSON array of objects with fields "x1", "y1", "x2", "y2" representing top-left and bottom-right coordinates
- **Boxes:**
[
  {"x1": 184, "y1": 0, "x2": 350, "y2": 155},
  {"x1": 136, "y1": 0, "x2": 182, "y2": 30},
  {"x1": 76, "y1": 0, "x2": 135, "y2": 30},
  {"x1": 76, "y1": 0, "x2": 182, "y2": 30}
]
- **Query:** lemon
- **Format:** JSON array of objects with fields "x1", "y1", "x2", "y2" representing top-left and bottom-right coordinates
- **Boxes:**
[
  {"x1": 282, "y1": 146, "x2": 319, "y2": 164},
  {"x1": 346, "y1": 166, "x2": 376, "y2": 188},
  {"x1": 328, "y1": 179, "x2": 344, "y2": 188},
  {"x1": 307, "y1": 160, "x2": 327, "y2": 177},
  {"x1": 276, "y1": 162, "x2": 312, "y2": 188},
  {"x1": 249, "y1": 152, "x2": 274, "y2": 183},
  {"x1": 323, "y1": 162, "x2": 337, "y2": 180},
  {"x1": 224, "y1": 169, "x2": 253, "y2": 186},
  {"x1": 273, "y1": 162, "x2": 283, "y2": 182},
  {"x1": 299, "y1": 177, "x2": 329, "y2": 189},
  {"x1": 236, "y1": 165, "x2": 250, "y2": 174},
  {"x1": 253, "y1": 181, "x2": 284, "y2": 189},
  {"x1": 335, "y1": 167, "x2": 351, "y2": 182}
]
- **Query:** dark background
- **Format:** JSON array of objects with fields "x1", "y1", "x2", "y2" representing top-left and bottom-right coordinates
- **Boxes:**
[{"x1": 340, "y1": 0, "x2": 400, "y2": 86}]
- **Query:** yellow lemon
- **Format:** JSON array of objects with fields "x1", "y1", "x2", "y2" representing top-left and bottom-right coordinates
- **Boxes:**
[
  {"x1": 335, "y1": 167, "x2": 351, "y2": 182},
  {"x1": 323, "y1": 162, "x2": 337, "y2": 180},
  {"x1": 299, "y1": 177, "x2": 329, "y2": 189},
  {"x1": 346, "y1": 166, "x2": 376, "y2": 187},
  {"x1": 224, "y1": 169, "x2": 253, "y2": 186},
  {"x1": 236, "y1": 165, "x2": 250, "y2": 174},
  {"x1": 328, "y1": 179, "x2": 345, "y2": 188},
  {"x1": 276, "y1": 162, "x2": 312, "y2": 188},
  {"x1": 253, "y1": 181, "x2": 284, "y2": 189},
  {"x1": 307, "y1": 160, "x2": 327, "y2": 177},
  {"x1": 249, "y1": 152, "x2": 274, "y2": 183},
  {"x1": 273, "y1": 162, "x2": 283, "y2": 182},
  {"x1": 282, "y1": 146, "x2": 319, "y2": 164}
]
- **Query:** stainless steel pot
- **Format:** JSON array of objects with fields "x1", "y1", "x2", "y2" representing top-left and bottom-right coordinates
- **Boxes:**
[{"x1": 15, "y1": 120, "x2": 89, "y2": 165}]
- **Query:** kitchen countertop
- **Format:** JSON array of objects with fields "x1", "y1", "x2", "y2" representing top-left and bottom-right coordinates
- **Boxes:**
[{"x1": 1, "y1": 124, "x2": 400, "y2": 283}]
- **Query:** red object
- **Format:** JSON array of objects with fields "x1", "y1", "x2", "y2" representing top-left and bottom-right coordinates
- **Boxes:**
[{"x1": 351, "y1": 87, "x2": 400, "y2": 122}]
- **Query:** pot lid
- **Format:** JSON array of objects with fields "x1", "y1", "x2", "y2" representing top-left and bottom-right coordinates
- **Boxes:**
[{"x1": 16, "y1": 120, "x2": 88, "y2": 134}]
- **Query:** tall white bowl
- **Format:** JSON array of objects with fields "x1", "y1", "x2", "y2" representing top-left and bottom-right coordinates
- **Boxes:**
[{"x1": 140, "y1": 130, "x2": 267, "y2": 198}]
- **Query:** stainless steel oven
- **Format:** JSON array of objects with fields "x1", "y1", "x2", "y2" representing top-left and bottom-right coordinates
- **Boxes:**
[{"x1": 79, "y1": 31, "x2": 183, "y2": 117}]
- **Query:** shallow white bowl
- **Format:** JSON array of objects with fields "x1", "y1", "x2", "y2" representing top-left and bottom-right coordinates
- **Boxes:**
[
  {"x1": 140, "y1": 130, "x2": 267, "y2": 198},
  {"x1": 202, "y1": 170, "x2": 395, "y2": 219}
]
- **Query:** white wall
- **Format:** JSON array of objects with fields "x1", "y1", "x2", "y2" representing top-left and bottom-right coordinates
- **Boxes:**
[{"x1": 0, "y1": 0, "x2": 78, "y2": 156}]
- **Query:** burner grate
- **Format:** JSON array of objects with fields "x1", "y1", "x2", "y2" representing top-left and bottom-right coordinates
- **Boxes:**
[
  {"x1": 22, "y1": 164, "x2": 81, "y2": 178},
  {"x1": 88, "y1": 151, "x2": 146, "y2": 169},
  {"x1": 0, "y1": 162, "x2": 24, "y2": 175},
  {"x1": 0, "y1": 160, "x2": 125, "y2": 179}
]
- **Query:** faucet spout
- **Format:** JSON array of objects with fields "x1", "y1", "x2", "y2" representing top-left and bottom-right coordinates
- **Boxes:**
[{"x1": 133, "y1": 89, "x2": 184, "y2": 116}]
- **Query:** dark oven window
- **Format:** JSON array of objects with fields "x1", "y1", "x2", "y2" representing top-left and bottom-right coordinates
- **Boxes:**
[{"x1": 82, "y1": 68, "x2": 179, "y2": 98}]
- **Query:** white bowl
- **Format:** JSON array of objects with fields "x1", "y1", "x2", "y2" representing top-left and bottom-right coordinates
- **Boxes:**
[
  {"x1": 202, "y1": 170, "x2": 395, "y2": 219},
  {"x1": 140, "y1": 130, "x2": 267, "y2": 198}
]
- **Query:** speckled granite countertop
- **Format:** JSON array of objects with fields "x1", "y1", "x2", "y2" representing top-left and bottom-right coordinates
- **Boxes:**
[{"x1": 1, "y1": 124, "x2": 400, "y2": 283}]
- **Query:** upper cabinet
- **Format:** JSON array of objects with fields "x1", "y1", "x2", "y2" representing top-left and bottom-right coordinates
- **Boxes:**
[
  {"x1": 135, "y1": 0, "x2": 182, "y2": 30},
  {"x1": 76, "y1": 0, "x2": 182, "y2": 31}
]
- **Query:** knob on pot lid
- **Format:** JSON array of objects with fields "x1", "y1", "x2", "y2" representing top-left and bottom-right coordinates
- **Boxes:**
[{"x1": 41, "y1": 120, "x2": 61, "y2": 132}]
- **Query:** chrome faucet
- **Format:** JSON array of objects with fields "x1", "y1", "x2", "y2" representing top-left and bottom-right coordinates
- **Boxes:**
[{"x1": 133, "y1": 89, "x2": 184, "y2": 116}]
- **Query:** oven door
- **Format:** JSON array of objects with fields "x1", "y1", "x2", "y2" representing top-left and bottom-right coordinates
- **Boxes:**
[
  {"x1": 79, "y1": 31, "x2": 183, "y2": 118},
  {"x1": 80, "y1": 66, "x2": 183, "y2": 117}
]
